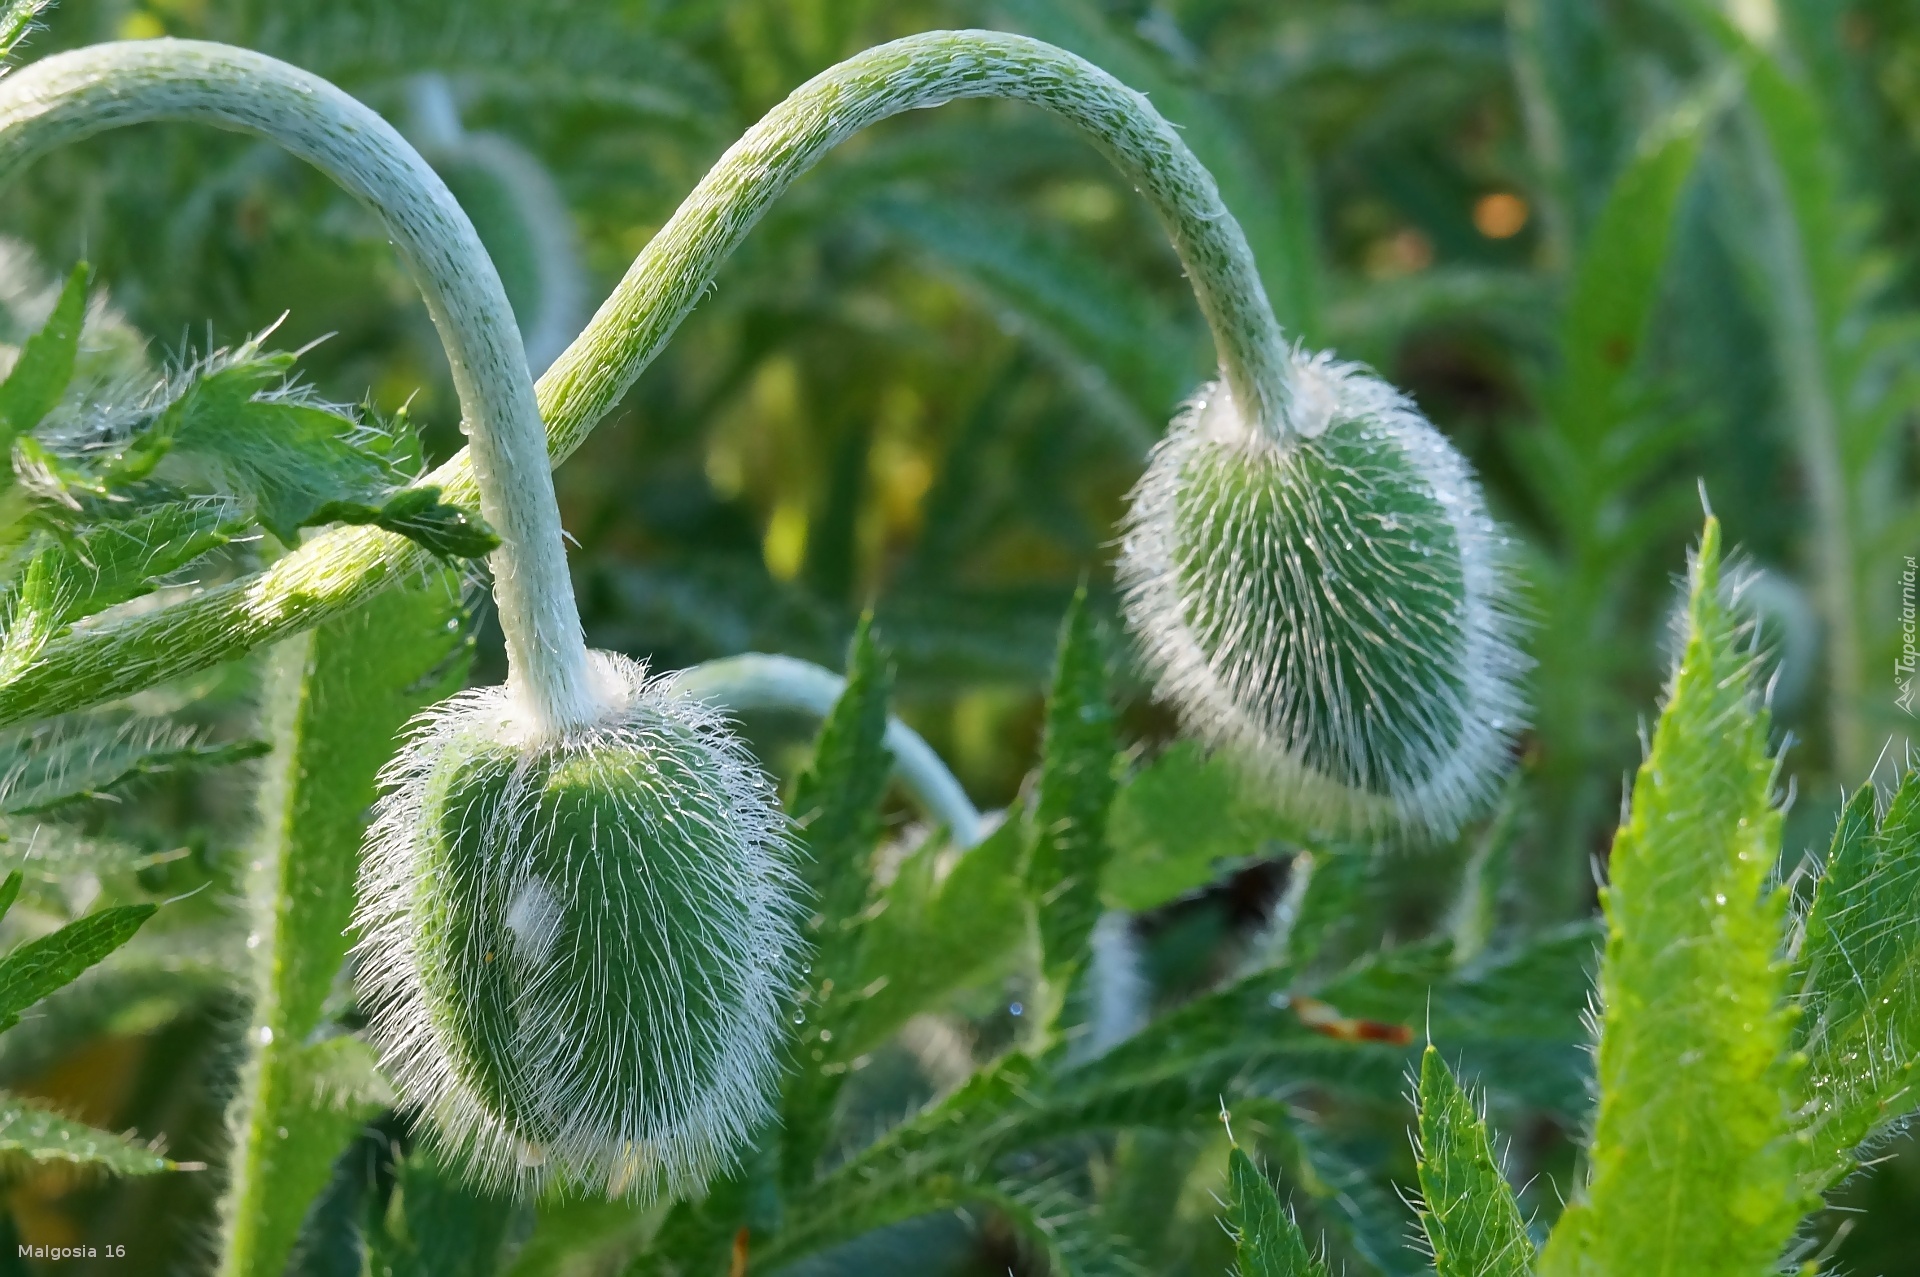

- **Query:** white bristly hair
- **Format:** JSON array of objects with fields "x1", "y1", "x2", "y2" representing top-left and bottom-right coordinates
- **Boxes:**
[
  {"x1": 1117, "y1": 353, "x2": 1528, "y2": 835},
  {"x1": 352, "y1": 649, "x2": 802, "y2": 1199}
]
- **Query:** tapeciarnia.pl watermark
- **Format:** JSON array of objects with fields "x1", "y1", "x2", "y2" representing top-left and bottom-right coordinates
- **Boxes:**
[{"x1": 1899, "y1": 555, "x2": 1918, "y2": 715}]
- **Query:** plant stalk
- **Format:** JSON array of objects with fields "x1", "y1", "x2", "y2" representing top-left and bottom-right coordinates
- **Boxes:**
[
  {"x1": 0, "y1": 38, "x2": 595, "y2": 732},
  {"x1": 0, "y1": 29, "x2": 1295, "y2": 726}
]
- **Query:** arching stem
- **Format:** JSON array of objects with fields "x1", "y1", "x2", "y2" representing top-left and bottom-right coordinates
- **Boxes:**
[
  {"x1": 0, "y1": 39, "x2": 595, "y2": 733},
  {"x1": 676, "y1": 652, "x2": 984, "y2": 846},
  {"x1": 0, "y1": 29, "x2": 1294, "y2": 724}
]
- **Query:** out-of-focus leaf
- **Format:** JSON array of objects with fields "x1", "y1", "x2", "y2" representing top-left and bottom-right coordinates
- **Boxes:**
[
  {"x1": 1104, "y1": 743, "x2": 1295, "y2": 911},
  {"x1": 1791, "y1": 775, "x2": 1920, "y2": 1192},
  {"x1": 1540, "y1": 520, "x2": 1805, "y2": 1276},
  {"x1": 1414, "y1": 1046, "x2": 1532, "y2": 1277},
  {"x1": 1226, "y1": 1146, "x2": 1328, "y2": 1277},
  {"x1": 845, "y1": 814, "x2": 1027, "y2": 1058},
  {"x1": 0, "y1": 1092, "x2": 182, "y2": 1175},
  {"x1": 864, "y1": 194, "x2": 1195, "y2": 443},
  {"x1": 0, "y1": 710, "x2": 266, "y2": 814},
  {"x1": 0, "y1": 262, "x2": 83, "y2": 448},
  {"x1": 367, "y1": 1148, "x2": 516, "y2": 1277},
  {"x1": 0, "y1": 900, "x2": 154, "y2": 1031}
]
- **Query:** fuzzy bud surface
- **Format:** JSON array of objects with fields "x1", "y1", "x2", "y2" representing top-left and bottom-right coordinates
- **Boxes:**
[
  {"x1": 1118, "y1": 355, "x2": 1525, "y2": 832},
  {"x1": 354, "y1": 651, "x2": 800, "y2": 1199}
]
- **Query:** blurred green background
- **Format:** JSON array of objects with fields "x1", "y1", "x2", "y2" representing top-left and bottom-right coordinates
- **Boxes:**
[{"x1": 4, "y1": 0, "x2": 1920, "y2": 1271}]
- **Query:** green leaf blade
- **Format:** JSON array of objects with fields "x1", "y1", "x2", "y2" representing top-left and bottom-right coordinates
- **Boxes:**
[
  {"x1": 1791, "y1": 774, "x2": 1920, "y2": 1191},
  {"x1": 0, "y1": 262, "x2": 85, "y2": 446},
  {"x1": 1415, "y1": 1046, "x2": 1533, "y2": 1277},
  {"x1": 0, "y1": 902, "x2": 155, "y2": 1030},
  {"x1": 1029, "y1": 587, "x2": 1117, "y2": 1020},
  {"x1": 1227, "y1": 1146, "x2": 1328, "y2": 1277},
  {"x1": 1541, "y1": 518, "x2": 1804, "y2": 1276},
  {"x1": 0, "y1": 1092, "x2": 183, "y2": 1176}
]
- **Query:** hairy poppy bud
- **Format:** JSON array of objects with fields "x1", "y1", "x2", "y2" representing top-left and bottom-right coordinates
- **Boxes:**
[
  {"x1": 354, "y1": 651, "x2": 800, "y2": 1198},
  {"x1": 1118, "y1": 355, "x2": 1525, "y2": 833}
]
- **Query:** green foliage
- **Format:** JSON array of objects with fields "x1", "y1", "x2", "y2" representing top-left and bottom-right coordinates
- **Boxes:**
[
  {"x1": 1226, "y1": 1146, "x2": 1328, "y2": 1277},
  {"x1": 1026, "y1": 586, "x2": 1116, "y2": 1026},
  {"x1": 0, "y1": 261, "x2": 81, "y2": 446},
  {"x1": 5, "y1": 4, "x2": 1920, "y2": 1273},
  {"x1": 0, "y1": 710, "x2": 266, "y2": 814},
  {"x1": 0, "y1": 1094, "x2": 178, "y2": 1176},
  {"x1": 1413, "y1": 1046, "x2": 1532, "y2": 1277},
  {"x1": 1791, "y1": 775, "x2": 1920, "y2": 1192},
  {"x1": 0, "y1": 866, "x2": 180, "y2": 1177},
  {"x1": 1541, "y1": 519, "x2": 1805, "y2": 1275},
  {"x1": 219, "y1": 577, "x2": 471, "y2": 1277},
  {"x1": 1105, "y1": 742, "x2": 1295, "y2": 912},
  {"x1": 0, "y1": 894, "x2": 153, "y2": 1034}
]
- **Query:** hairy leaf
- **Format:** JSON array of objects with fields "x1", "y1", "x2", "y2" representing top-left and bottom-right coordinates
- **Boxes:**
[
  {"x1": 1415, "y1": 1046, "x2": 1532, "y2": 1277},
  {"x1": 220, "y1": 573, "x2": 471, "y2": 1277},
  {"x1": 783, "y1": 616, "x2": 894, "y2": 1183},
  {"x1": 1227, "y1": 1146, "x2": 1328, "y2": 1277},
  {"x1": 1791, "y1": 775, "x2": 1920, "y2": 1191},
  {"x1": 0, "y1": 901, "x2": 155, "y2": 1031},
  {"x1": 0, "y1": 1091, "x2": 182, "y2": 1175},
  {"x1": 844, "y1": 811, "x2": 1027, "y2": 1058},
  {"x1": 0, "y1": 709, "x2": 266, "y2": 814},
  {"x1": 1027, "y1": 587, "x2": 1116, "y2": 1026},
  {"x1": 1540, "y1": 519, "x2": 1804, "y2": 1276}
]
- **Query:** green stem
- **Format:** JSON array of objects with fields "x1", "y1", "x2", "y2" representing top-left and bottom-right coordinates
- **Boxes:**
[
  {"x1": 0, "y1": 38, "x2": 595, "y2": 731},
  {"x1": 0, "y1": 29, "x2": 1291, "y2": 727},
  {"x1": 676, "y1": 652, "x2": 983, "y2": 846}
]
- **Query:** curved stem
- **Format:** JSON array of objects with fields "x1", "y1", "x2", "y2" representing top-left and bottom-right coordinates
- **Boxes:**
[
  {"x1": 0, "y1": 39, "x2": 596, "y2": 732},
  {"x1": 676, "y1": 653, "x2": 984, "y2": 847},
  {"x1": 542, "y1": 28, "x2": 1296, "y2": 440},
  {"x1": 0, "y1": 29, "x2": 1289, "y2": 726}
]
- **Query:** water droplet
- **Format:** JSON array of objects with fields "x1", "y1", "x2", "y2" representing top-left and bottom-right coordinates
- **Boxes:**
[
  {"x1": 1009, "y1": 1002, "x2": 1024, "y2": 1017},
  {"x1": 257, "y1": 1026, "x2": 273, "y2": 1045}
]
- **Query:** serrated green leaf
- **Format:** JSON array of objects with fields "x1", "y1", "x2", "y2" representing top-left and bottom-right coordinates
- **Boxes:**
[
  {"x1": 783, "y1": 616, "x2": 894, "y2": 1183},
  {"x1": 0, "y1": 710, "x2": 267, "y2": 814},
  {"x1": 0, "y1": 1091, "x2": 181, "y2": 1176},
  {"x1": 1227, "y1": 1146, "x2": 1328, "y2": 1277},
  {"x1": 1540, "y1": 519, "x2": 1804, "y2": 1277},
  {"x1": 1790, "y1": 774, "x2": 1920, "y2": 1192},
  {"x1": 789, "y1": 615, "x2": 893, "y2": 948},
  {"x1": 0, "y1": 263, "x2": 84, "y2": 449},
  {"x1": 1028, "y1": 588, "x2": 1116, "y2": 1026},
  {"x1": 312, "y1": 482, "x2": 499, "y2": 560},
  {"x1": 843, "y1": 812, "x2": 1028, "y2": 1058},
  {"x1": 1104, "y1": 742, "x2": 1295, "y2": 912},
  {"x1": 1415, "y1": 1046, "x2": 1532, "y2": 1277},
  {"x1": 220, "y1": 573, "x2": 471, "y2": 1277},
  {"x1": 58, "y1": 346, "x2": 494, "y2": 559},
  {"x1": 49, "y1": 499, "x2": 235, "y2": 619},
  {"x1": 0, "y1": 901, "x2": 154, "y2": 1030}
]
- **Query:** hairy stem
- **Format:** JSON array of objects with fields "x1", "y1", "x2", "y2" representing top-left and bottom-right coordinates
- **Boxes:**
[
  {"x1": 0, "y1": 29, "x2": 1288, "y2": 726},
  {"x1": 676, "y1": 652, "x2": 983, "y2": 846},
  {"x1": 0, "y1": 39, "x2": 595, "y2": 730}
]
